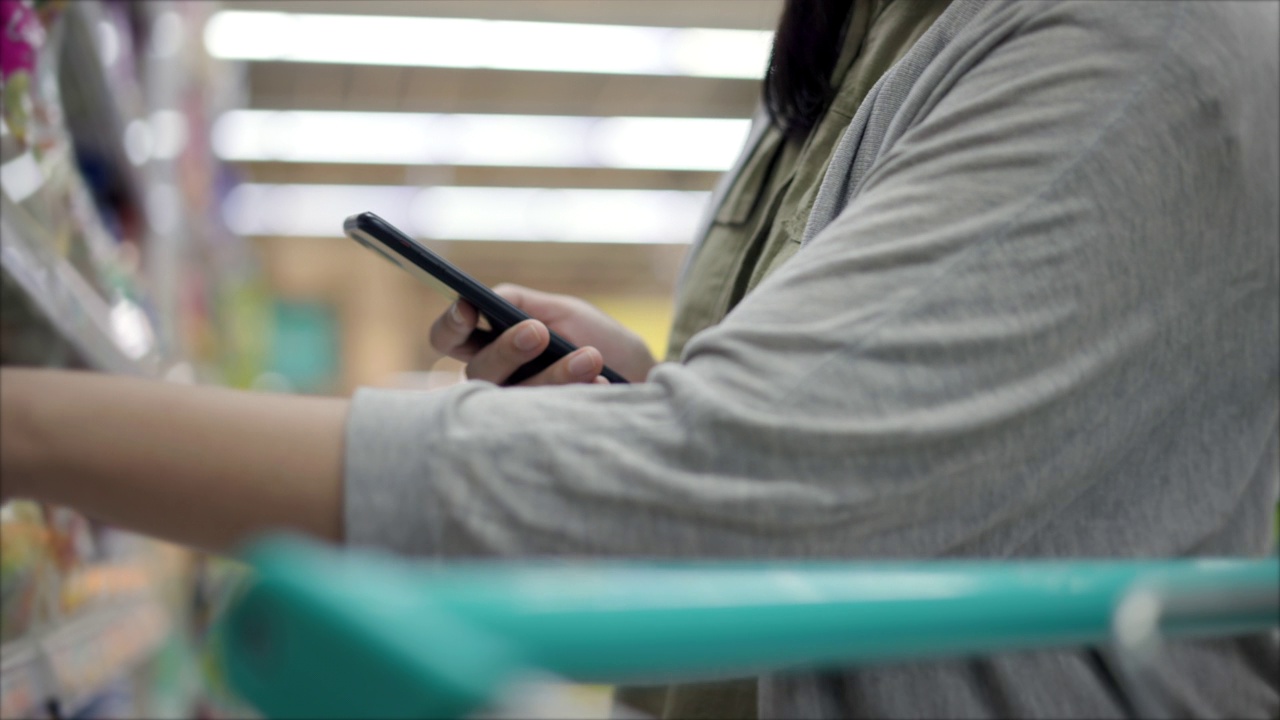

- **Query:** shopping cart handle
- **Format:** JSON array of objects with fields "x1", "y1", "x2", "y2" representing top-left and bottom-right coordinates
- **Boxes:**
[{"x1": 213, "y1": 535, "x2": 1279, "y2": 720}]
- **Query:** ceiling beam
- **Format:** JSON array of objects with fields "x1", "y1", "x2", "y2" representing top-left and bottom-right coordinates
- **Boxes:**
[
  {"x1": 245, "y1": 63, "x2": 762, "y2": 119},
  {"x1": 253, "y1": 236, "x2": 691, "y2": 299},
  {"x1": 236, "y1": 162, "x2": 723, "y2": 192}
]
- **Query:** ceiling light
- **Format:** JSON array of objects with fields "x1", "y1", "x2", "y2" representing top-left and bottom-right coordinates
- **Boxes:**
[
  {"x1": 222, "y1": 183, "x2": 710, "y2": 245},
  {"x1": 412, "y1": 186, "x2": 709, "y2": 244},
  {"x1": 212, "y1": 110, "x2": 751, "y2": 172},
  {"x1": 222, "y1": 183, "x2": 419, "y2": 238},
  {"x1": 204, "y1": 10, "x2": 773, "y2": 79}
]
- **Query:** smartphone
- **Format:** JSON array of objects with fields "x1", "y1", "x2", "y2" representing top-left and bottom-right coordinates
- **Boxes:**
[{"x1": 343, "y1": 212, "x2": 628, "y2": 386}]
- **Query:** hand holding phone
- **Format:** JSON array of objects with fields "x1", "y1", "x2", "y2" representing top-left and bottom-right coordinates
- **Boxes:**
[
  {"x1": 434, "y1": 284, "x2": 657, "y2": 385},
  {"x1": 432, "y1": 299, "x2": 611, "y2": 386},
  {"x1": 344, "y1": 212, "x2": 632, "y2": 386}
]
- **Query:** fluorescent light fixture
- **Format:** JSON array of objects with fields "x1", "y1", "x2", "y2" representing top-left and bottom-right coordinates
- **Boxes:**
[
  {"x1": 223, "y1": 183, "x2": 710, "y2": 245},
  {"x1": 222, "y1": 183, "x2": 419, "y2": 238},
  {"x1": 212, "y1": 110, "x2": 751, "y2": 172},
  {"x1": 205, "y1": 10, "x2": 773, "y2": 79},
  {"x1": 413, "y1": 186, "x2": 709, "y2": 243}
]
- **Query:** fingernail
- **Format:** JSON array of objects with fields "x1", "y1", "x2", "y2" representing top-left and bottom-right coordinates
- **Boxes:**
[
  {"x1": 448, "y1": 303, "x2": 463, "y2": 324},
  {"x1": 514, "y1": 324, "x2": 540, "y2": 351},
  {"x1": 568, "y1": 349, "x2": 595, "y2": 377}
]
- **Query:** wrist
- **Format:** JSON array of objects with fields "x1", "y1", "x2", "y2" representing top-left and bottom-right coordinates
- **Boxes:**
[{"x1": 623, "y1": 334, "x2": 658, "y2": 382}]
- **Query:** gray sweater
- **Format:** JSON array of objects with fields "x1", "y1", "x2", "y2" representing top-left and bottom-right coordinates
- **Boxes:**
[{"x1": 344, "y1": 1, "x2": 1280, "y2": 717}]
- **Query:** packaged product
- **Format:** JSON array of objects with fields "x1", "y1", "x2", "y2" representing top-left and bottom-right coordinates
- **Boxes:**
[{"x1": 0, "y1": 501, "x2": 58, "y2": 642}]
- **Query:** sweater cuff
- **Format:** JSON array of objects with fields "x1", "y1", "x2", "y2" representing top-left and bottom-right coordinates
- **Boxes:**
[{"x1": 343, "y1": 386, "x2": 451, "y2": 556}]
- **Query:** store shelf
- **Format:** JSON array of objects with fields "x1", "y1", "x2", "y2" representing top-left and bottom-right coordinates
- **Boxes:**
[
  {"x1": 0, "y1": 207, "x2": 163, "y2": 377},
  {"x1": 0, "y1": 597, "x2": 170, "y2": 719},
  {"x1": 2, "y1": 2, "x2": 247, "y2": 716}
]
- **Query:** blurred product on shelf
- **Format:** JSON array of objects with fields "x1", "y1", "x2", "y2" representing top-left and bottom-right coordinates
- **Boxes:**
[
  {"x1": 1, "y1": 0, "x2": 162, "y2": 375},
  {"x1": 2, "y1": 0, "x2": 271, "y2": 382},
  {"x1": 42, "y1": 598, "x2": 170, "y2": 717},
  {"x1": 2, "y1": 0, "x2": 120, "y2": 298},
  {"x1": 58, "y1": 564, "x2": 150, "y2": 617},
  {"x1": 41, "y1": 507, "x2": 96, "y2": 572},
  {"x1": 1, "y1": 502, "x2": 179, "y2": 719},
  {"x1": 0, "y1": 0, "x2": 60, "y2": 151},
  {"x1": 0, "y1": 503, "x2": 58, "y2": 645}
]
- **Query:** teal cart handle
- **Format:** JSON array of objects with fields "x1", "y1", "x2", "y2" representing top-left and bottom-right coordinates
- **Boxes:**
[{"x1": 214, "y1": 536, "x2": 1279, "y2": 719}]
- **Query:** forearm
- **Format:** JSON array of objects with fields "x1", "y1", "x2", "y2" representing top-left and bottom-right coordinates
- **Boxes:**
[{"x1": 1, "y1": 368, "x2": 348, "y2": 554}]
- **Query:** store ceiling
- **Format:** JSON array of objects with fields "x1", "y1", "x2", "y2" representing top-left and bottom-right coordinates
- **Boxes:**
[
  {"x1": 225, "y1": 2, "x2": 776, "y2": 117},
  {"x1": 212, "y1": 0, "x2": 780, "y2": 357},
  {"x1": 219, "y1": 2, "x2": 779, "y2": 175}
]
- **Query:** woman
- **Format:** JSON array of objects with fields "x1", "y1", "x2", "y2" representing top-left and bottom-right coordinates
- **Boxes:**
[{"x1": 3, "y1": 1, "x2": 1277, "y2": 717}]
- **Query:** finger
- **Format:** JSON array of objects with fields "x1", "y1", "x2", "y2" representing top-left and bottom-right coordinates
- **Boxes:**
[
  {"x1": 493, "y1": 283, "x2": 577, "y2": 325},
  {"x1": 429, "y1": 300, "x2": 481, "y2": 360},
  {"x1": 464, "y1": 319, "x2": 550, "y2": 383},
  {"x1": 520, "y1": 346, "x2": 604, "y2": 387}
]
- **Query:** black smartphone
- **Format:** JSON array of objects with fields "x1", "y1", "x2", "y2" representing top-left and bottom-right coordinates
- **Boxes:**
[{"x1": 343, "y1": 212, "x2": 628, "y2": 386}]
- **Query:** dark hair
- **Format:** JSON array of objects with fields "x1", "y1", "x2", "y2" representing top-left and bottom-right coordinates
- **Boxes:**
[{"x1": 763, "y1": 0, "x2": 856, "y2": 141}]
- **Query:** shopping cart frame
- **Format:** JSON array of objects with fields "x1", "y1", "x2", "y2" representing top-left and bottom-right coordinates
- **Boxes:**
[{"x1": 212, "y1": 536, "x2": 1279, "y2": 719}]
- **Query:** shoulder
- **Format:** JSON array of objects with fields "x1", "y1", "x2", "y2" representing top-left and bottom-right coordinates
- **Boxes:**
[
  {"x1": 896, "y1": 0, "x2": 1277, "y2": 159},
  {"x1": 957, "y1": 0, "x2": 1278, "y2": 76}
]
